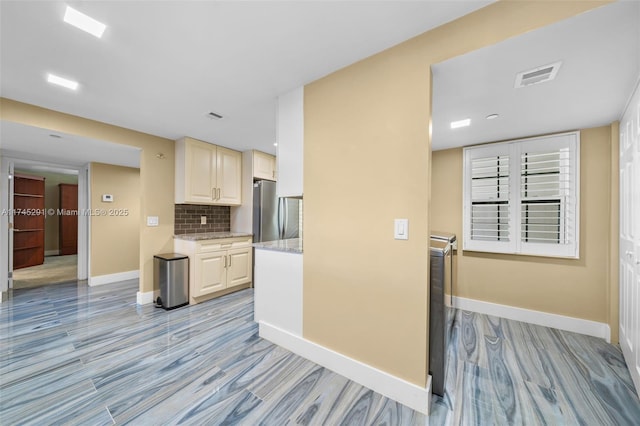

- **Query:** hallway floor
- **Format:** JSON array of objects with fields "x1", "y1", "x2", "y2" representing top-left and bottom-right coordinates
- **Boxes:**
[
  {"x1": 12, "y1": 254, "x2": 77, "y2": 289},
  {"x1": 433, "y1": 310, "x2": 640, "y2": 424},
  {"x1": 1, "y1": 280, "x2": 638, "y2": 425}
]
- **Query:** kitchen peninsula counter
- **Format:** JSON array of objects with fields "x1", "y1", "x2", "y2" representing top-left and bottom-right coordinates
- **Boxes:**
[
  {"x1": 253, "y1": 238, "x2": 302, "y2": 336},
  {"x1": 253, "y1": 238, "x2": 302, "y2": 254}
]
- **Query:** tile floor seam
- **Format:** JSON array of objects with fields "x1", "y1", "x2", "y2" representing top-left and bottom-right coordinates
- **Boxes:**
[{"x1": 105, "y1": 405, "x2": 116, "y2": 425}]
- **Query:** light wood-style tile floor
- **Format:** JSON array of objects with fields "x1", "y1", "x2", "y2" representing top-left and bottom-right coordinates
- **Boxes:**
[
  {"x1": 0, "y1": 281, "x2": 425, "y2": 425},
  {"x1": 1, "y1": 279, "x2": 638, "y2": 425}
]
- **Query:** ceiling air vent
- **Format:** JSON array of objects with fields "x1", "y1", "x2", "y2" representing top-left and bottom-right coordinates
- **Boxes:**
[
  {"x1": 206, "y1": 112, "x2": 223, "y2": 120},
  {"x1": 514, "y1": 61, "x2": 562, "y2": 88}
]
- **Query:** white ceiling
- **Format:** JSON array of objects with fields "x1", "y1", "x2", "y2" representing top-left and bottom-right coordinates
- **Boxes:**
[
  {"x1": 0, "y1": 0, "x2": 492, "y2": 161},
  {"x1": 432, "y1": 1, "x2": 640, "y2": 150},
  {"x1": 0, "y1": 120, "x2": 141, "y2": 168}
]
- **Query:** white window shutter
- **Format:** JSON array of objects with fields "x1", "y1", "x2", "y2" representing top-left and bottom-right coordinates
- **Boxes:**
[
  {"x1": 463, "y1": 144, "x2": 516, "y2": 253},
  {"x1": 463, "y1": 132, "x2": 579, "y2": 258},
  {"x1": 517, "y1": 133, "x2": 579, "y2": 257}
]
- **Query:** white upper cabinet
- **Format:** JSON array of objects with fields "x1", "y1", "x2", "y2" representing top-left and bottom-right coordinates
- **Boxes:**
[
  {"x1": 175, "y1": 137, "x2": 242, "y2": 205},
  {"x1": 216, "y1": 146, "x2": 242, "y2": 205},
  {"x1": 253, "y1": 150, "x2": 276, "y2": 181},
  {"x1": 276, "y1": 86, "x2": 303, "y2": 197}
]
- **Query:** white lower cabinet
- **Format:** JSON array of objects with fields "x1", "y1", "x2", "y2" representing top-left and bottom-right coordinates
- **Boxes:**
[
  {"x1": 227, "y1": 248, "x2": 252, "y2": 288},
  {"x1": 194, "y1": 251, "x2": 226, "y2": 296},
  {"x1": 175, "y1": 236, "x2": 252, "y2": 304}
]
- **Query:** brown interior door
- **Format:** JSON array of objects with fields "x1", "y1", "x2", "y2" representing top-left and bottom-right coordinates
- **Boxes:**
[{"x1": 59, "y1": 183, "x2": 78, "y2": 256}]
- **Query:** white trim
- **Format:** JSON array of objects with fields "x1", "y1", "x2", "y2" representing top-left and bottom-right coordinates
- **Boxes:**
[
  {"x1": 77, "y1": 164, "x2": 89, "y2": 280},
  {"x1": 45, "y1": 250, "x2": 61, "y2": 257},
  {"x1": 259, "y1": 321, "x2": 432, "y2": 415},
  {"x1": 0, "y1": 156, "x2": 11, "y2": 294},
  {"x1": 136, "y1": 289, "x2": 160, "y2": 305},
  {"x1": 89, "y1": 269, "x2": 139, "y2": 287},
  {"x1": 454, "y1": 296, "x2": 611, "y2": 342}
]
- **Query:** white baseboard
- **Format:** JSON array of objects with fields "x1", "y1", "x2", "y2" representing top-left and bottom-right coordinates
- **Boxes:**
[
  {"x1": 137, "y1": 289, "x2": 160, "y2": 305},
  {"x1": 259, "y1": 321, "x2": 431, "y2": 415},
  {"x1": 453, "y1": 296, "x2": 611, "y2": 343},
  {"x1": 88, "y1": 270, "x2": 139, "y2": 287},
  {"x1": 45, "y1": 250, "x2": 60, "y2": 257}
]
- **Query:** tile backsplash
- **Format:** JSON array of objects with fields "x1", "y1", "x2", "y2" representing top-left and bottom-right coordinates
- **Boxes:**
[{"x1": 174, "y1": 204, "x2": 230, "y2": 234}]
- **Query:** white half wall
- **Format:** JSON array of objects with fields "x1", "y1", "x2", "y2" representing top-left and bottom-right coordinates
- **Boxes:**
[{"x1": 137, "y1": 288, "x2": 160, "y2": 305}]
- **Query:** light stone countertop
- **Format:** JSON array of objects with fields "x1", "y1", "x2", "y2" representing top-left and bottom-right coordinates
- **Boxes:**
[
  {"x1": 174, "y1": 232, "x2": 253, "y2": 241},
  {"x1": 253, "y1": 238, "x2": 303, "y2": 254}
]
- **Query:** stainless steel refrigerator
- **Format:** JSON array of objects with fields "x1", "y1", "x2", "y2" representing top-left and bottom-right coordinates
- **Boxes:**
[{"x1": 253, "y1": 180, "x2": 300, "y2": 242}]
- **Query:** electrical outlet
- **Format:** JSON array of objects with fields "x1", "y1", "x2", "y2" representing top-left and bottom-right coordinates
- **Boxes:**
[{"x1": 201, "y1": 216, "x2": 207, "y2": 225}]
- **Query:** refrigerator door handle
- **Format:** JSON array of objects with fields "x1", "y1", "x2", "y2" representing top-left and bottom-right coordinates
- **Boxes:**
[
  {"x1": 283, "y1": 199, "x2": 289, "y2": 240},
  {"x1": 277, "y1": 198, "x2": 282, "y2": 239}
]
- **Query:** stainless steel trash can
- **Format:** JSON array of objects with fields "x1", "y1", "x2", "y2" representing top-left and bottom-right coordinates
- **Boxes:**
[
  {"x1": 429, "y1": 232, "x2": 456, "y2": 397},
  {"x1": 154, "y1": 253, "x2": 189, "y2": 310}
]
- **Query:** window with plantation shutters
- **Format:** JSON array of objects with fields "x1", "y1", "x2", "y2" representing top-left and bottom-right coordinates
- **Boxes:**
[
  {"x1": 463, "y1": 132, "x2": 580, "y2": 258},
  {"x1": 470, "y1": 155, "x2": 510, "y2": 242}
]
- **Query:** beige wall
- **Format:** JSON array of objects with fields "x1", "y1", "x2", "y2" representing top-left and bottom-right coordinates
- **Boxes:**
[
  {"x1": 0, "y1": 98, "x2": 175, "y2": 293},
  {"x1": 303, "y1": 1, "x2": 611, "y2": 387},
  {"x1": 90, "y1": 163, "x2": 140, "y2": 277},
  {"x1": 431, "y1": 125, "x2": 619, "y2": 342}
]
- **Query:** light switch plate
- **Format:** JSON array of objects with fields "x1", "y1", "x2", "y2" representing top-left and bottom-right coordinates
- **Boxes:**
[
  {"x1": 147, "y1": 216, "x2": 159, "y2": 227},
  {"x1": 394, "y1": 218, "x2": 408, "y2": 240}
]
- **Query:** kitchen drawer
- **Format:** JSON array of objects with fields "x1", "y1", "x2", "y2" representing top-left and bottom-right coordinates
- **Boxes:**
[{"x1": 196, "y1": 237, "x2": 252, "y2": 253}]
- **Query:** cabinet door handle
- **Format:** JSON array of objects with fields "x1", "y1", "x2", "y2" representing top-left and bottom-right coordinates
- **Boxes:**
[
  {"x1": 223, "y1": 255, "x2": 227, "y2": 268},
  {"x1": 217, "y1": 188, "x2": 221, "y2": 200},
  {"x1": 212, "y1": 187, "x2": 215, "y2": 200},
  {"x1": 228, "y1": 255, "x2": 232, "y2": 267}
]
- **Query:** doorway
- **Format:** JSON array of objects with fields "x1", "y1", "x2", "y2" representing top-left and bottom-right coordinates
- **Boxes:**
[
  {"x1": 1, "y1": 156, "x2": 89, "y2": 295},
  {"x1": 11, "y1": 166, "x2": 80, "y2": 289},
  {"x1": 0, "y1": 121, "x2": 143, "y2": 303}
]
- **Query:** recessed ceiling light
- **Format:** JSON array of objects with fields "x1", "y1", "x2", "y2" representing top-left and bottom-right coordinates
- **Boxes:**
[
  {"x1": 450, "y1": 118, "x2": 471, "y2": 129},
  {"x1": 486, "y1": 114, "x2": 499, "y2": 120},
  {"x1": 273, "y1": 143, "x2": 278, "y2": 147},
  {"x1": 47, "y1": 73, "x2": 79, "y2": 90},
  {"x1": 64, "y1": 6, "x2": 106, "y2": 38}
]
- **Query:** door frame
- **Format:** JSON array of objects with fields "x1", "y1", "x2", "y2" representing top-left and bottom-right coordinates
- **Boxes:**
[
  {"x1": 1, "y1": 155, "x2": 89, "y2": 299},
  {"x1": 619, "y1": 77, "x2": 640, "y2": 395},
  {"x1": 0, "y1": 158, "x2": 13, "y2": 301}
]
